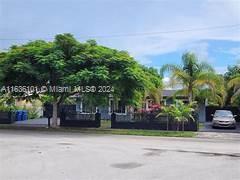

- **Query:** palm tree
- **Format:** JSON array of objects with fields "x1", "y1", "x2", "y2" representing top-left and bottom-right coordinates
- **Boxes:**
[
  {"x1": 195, "y1": 75, "x2": 226, "y2": 107},
  {"x1": 158, "y1": 100, "x2": 195, "y2": 131},
  {"x1": 161, "y1": 52, "x2": 220, "y2": 102},
  {"x1": 228, "y1": 75, "x2": 240, "y2": 104}
]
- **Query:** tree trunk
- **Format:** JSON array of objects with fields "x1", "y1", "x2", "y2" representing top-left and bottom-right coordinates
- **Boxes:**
[
  {"x1": 52, "y1": 100, "x2": 58, "y2": 128},
  {"x1": 188, "y1": 85, "x2": 193, "y2": 102},
  {"x1": 167, "y1": 115, "x2": 169, "y2": 131},
  {"x1": 177, "y1": 121, "x2": 179, "y2": 131},
  {"x1": 182, "y1": 121, "x2": 185, "y2": 131},
  {"x1": 188, "y1": 91, "x2": 193, "y2": 102}
]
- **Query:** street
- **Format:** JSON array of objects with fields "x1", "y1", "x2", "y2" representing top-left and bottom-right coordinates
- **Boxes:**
[{"x1": 0, "y1": 130, "x2": 240, "y2": 180}]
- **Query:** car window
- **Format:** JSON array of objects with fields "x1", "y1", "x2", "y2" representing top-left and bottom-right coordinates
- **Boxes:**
[{"x1": 214, "y1": 110, "x2": 233, "y2": 116}]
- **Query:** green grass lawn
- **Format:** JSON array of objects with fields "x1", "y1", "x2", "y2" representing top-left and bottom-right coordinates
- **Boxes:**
[
  {"x1": 53, "y1": 119, "x2": 196, "y2": 137},
  {"x1": 199, "y1": 122, "x2": 205, "y2": 129},
  {"x1": 100, "y1": 120, "x2": 111, "y2": 129},
  {"x1": 0, "y1": 120, "x2": 196, "y2": 138},
  {"x1": 83, "y1": 128, "x2": 196, "y2": 137},
  {"x1": 97, "y1": 120, "x2": 196, "y2": 137}
]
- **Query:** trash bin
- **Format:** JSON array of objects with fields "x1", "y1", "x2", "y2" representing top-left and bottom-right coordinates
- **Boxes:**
[
  {"x1": 22, "y1": 110, "x2": 28, "y2": 121},
  {"x1": 16, "y1": 110, "x2": 23, "y2": 121}
]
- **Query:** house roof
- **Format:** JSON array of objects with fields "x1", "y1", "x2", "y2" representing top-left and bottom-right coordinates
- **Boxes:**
[
  {"x1": 162, "y1": 90, "x2": 177, "y2": 97},
  {"x1": 162, "y1": 89, "x2": 187, "y2": 97}
]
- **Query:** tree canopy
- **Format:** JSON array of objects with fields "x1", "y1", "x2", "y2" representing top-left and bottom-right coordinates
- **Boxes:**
[{"x1": 0, "y1": 33, "x2": 162, "y2": 126}]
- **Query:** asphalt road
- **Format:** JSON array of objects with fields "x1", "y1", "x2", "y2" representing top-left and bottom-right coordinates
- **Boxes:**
[{"x1": 0, "y1": 130, "x2": 239, "y2": 180}]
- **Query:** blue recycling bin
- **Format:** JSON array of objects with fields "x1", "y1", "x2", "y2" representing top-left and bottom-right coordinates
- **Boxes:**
[
  {"x1": 16, "y1": 110, "x2": 23, "y2": 121},
  {"x1": 22, "y1": 110, "x2": 28, "y2": 121}
]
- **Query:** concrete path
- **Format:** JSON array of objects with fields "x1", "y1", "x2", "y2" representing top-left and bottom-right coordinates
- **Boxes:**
[
  {"x1": 13, "y1": 118, "x2": 48, "y2": 127},
  {"x1": 0, "y1": 129, "x2": 239, "y2": 180},
  {"x1": 197, "y1": 131, "x2": 240, "y2": 140}
]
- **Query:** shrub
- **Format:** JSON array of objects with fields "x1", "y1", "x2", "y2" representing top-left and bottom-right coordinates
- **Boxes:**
[
  {"x1": 157, "y1": 100, "x2": 196, "y2": 131},
  {"x1": 27, "y1": 107, "x2": 40, "y2": 119},
  {"x1": 0, "y1": 105, "x2": 13, "y2": 112}
]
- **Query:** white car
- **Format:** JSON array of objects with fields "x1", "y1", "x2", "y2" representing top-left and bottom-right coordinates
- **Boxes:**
[{"x1": 212, "y1": 110, "x2": 236, "y2": 129}]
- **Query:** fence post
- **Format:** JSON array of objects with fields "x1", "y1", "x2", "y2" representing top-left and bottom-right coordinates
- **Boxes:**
[
  {"x1": 166, "y1": 115, "x2": 169, "y2": 131},
  {"x1": 59, "y1": 109, "x2": 66, "y2": 127},
  {"x1": 111, "y1": 112, "x2": 116, "y2": 128},
  {"x1": 95, "y1": 112, "x2": 101, "y2": 128},
  {"x1": 47, "y1": 117, "x2": 51, "y2": 128}
]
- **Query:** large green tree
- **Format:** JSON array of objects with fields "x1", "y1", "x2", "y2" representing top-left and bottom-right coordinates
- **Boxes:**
[
  {"x1": 161, "y1": 52, "x2": 221, "y2": 103},
  {"x1": 141, "y1": 66, "x2": 162, "y2": 104},
  {"x1": 0, "y1": 34, "x2": 158, "y2": 127}
]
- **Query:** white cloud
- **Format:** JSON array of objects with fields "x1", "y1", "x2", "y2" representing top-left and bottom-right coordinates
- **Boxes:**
[
  {"x1": 1, "y1": 0, "x2": 240, "y2": 64},
  {"x1": 103, "y1": 0, "x2": 240, "y2": 60},
  {"x1": 183, "y1": 42, "x2": 214, "y2": 63},
  {"x1": 215, "y1": 66, "x2": 228, "y2": 74},
  {"x1": 163, "y1": 77, "x2": 170, "y2": 83}
]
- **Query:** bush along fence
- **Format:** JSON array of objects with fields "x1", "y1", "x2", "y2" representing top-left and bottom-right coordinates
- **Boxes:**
[{"x1": 111, "y1": 112, "x2": 198, "y2": 131}]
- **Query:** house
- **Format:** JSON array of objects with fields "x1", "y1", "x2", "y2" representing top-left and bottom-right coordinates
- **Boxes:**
[
  {"x1": 161, "y1": 89, "x2": 189, "y2": 105},
  {"x1": 74, "y1": 94, "x2": 128, "y2": 120},
  {"x1": 161, "y1": 90, "x2": 208, "y2": 122}
]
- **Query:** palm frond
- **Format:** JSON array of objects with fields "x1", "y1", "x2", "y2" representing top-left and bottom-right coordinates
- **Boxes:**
[
  {"x1": 193, "y1": 72, "x2": 220, "y2": 88},
  {"x1": 160, "y1": 64, "x2": 182, "y2": 76},
  {"x1": 182, "y1": 52, "x2": 197, "y2": 67},
  {"x1": 231, "y1": 88, "x2": 240, "y2": 103},
  {"x1": 198, "y1": 61, "x2": 215, "y2": 72},
  {"x1": 228, "y1": 76, "x2": 240, "y2": 89},
  {"x1": 172, "y1": 69, "x2": 191, "y2": 85},
  {"x1": 163, "y1": 76, "x2": 184, "y2": 89}
]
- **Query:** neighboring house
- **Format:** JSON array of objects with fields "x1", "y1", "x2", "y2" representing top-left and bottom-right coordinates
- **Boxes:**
[
  {"x1": 75, "y1": 90, "x2": 189, "y2": 118},
  {"x1": 161, "y1": 89, "x2": 189, "y2": 105},
  {"x1": 141, "y1": 96, "x2": 161, "y2": 112},
  {"x1": 160, "y1": 90, "x2": 206, "y2": 122},
  {"x1": 74, "y1": 94, "x2": 128, "y2": 120}
]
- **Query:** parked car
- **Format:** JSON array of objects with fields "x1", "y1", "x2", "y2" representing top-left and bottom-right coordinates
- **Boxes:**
[{"x1": 212, "y1": 110, "x2": 236, "y2": 129}]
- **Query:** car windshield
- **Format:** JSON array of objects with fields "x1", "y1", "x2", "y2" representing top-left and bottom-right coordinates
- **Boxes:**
[{"x1": 214, "y1": 110, "x2": 233, "y2": 117}]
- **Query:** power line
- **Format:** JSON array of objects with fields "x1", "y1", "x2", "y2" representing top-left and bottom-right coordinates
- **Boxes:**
[
  {"x1": 0, "y1": 23, "x2": 240, "y2": 41},
  {"x1": 84, "y1": 23, "x2": 240, "y2": 38}
]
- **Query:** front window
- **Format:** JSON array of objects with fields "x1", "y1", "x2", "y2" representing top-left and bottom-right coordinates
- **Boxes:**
[{"x1": 214, "y1": 111, "x2": 233, "y2": 117}]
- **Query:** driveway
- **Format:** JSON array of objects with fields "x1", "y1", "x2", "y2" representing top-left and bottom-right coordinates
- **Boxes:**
[
  {"x1": 0, "y1": 129, "x2": 239, "y2": 180},
  {"x1": 200, "y1": 122, "x2": 240, "y2": 133}
]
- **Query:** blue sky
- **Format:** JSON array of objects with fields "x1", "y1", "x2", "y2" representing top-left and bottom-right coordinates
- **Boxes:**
[{"x1": 1, "y1": 0, "x2": 240, "y2": 75}]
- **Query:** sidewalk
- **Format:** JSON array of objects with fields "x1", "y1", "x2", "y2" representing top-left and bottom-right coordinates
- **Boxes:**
[
  {"x1": 197, "y1": 131, "x2": 240, "y2": 141},
  {"x1": 12, "y1": 118, "x2": 48, "y2": 128}
]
